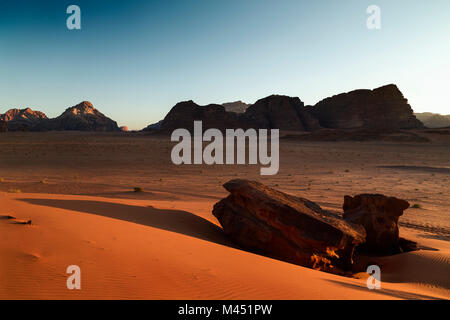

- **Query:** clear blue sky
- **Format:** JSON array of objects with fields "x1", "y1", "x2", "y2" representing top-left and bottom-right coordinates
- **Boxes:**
[{"x1": 1, "y1": 0, "x2": 449, "y2": 129}]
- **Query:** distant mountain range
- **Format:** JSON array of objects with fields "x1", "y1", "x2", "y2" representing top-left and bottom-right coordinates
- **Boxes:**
[
  {"x1": 0, "y1": 101, "x2": 119, "y2": 132},
  {"x1": 414, "y1": 112, "x2": 450, "y2": 128},
  {"x1": 222, "y1": 101, "x2": 250, "y2": 113},
  {"x1": 2, "y1": 84, "x2": 443, "y2": 133}
]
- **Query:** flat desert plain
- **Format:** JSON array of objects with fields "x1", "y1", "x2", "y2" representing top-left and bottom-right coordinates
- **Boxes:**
[{"x1": 0, "y1": 131, "x2": 449, "y2": 299}]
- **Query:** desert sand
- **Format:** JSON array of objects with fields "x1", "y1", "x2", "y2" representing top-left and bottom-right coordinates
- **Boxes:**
[{"x1": 1, "y1": 131, "x2": 449, "y2": 300}]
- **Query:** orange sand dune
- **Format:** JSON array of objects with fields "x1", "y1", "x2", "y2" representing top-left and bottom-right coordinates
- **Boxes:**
[{"x1": 1, "y1": 192, "x2": 448, "y2": 300}]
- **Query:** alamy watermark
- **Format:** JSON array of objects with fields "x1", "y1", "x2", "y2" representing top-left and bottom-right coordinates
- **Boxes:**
[
  {"x1": 66, "y1": 265, "x2": 81, "y2": 290},
  {"x1": 367, "y1": 5, "x2": 381, "y2": 30},
  {"x1": 65, "y1": 5, "x2": 380, "y2": 31},
  {"x1": 66, "y1": 5, "x2": 81, "y2": 30},
  {"x1": 171, "y1": 121, "x2": 279, "y2": 175},
  {"x1": 366, "y1": 265, "x2": 381, "y2": 290}
]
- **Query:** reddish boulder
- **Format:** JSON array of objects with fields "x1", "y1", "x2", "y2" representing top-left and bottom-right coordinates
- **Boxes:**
[
  {"x1": 343, "y1": 194, "x2": 410, "y2": 253},
  {"x1": 213, "y1": 179, "x2": 366, "y2": 273}
]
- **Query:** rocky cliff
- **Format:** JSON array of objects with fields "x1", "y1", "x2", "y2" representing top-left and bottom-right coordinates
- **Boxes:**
[
  {"x1": 308, "y1": 84, "x2": 424, "y2": 130},
  {"x1": 246, "y1": 95, "x2": 321, "y2": 131},
  {"x1": 159, "y1": 95, "x2": 321, "y2": 132},
  {"x1": 148, "y1": 84, "x2": 423, "y2": 133},
  {"x1": 160, "y1": 101, "x2": 247, "y2": 133}
]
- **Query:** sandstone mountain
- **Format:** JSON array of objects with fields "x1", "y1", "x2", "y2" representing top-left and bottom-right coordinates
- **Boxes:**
[
  {"x1": 147, "y1": 84, "x2": 424, "y2": 133},
  {"x1": 0, "y1": 107, "x2": 47, "y2": 131},
  {"x1": 307, "y1": 84, "x2": 424, "y2": 130},
  {"x1": 35, "y1": 101, "x2": 119, "y2": 132},
  {"x1": 414, "y1": 112, "x2": 450, "y2": 128},
  {"x1": 158, "y1": 95, "x2": 321, "y2": 133},
  {"x1": 222, "y1": 101, "x2": 250, "y2": 113},
  {"x1": 1, "y1": 84, "x2": 427, "y2": 133}
]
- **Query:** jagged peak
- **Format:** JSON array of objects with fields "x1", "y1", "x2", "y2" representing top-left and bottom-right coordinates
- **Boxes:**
[
  {"x1": 0, "y1": 107, "x2": 47, "y2": 122},
  {"x1": 63, "y1": 101, "x2": 99, "y2": 116}
]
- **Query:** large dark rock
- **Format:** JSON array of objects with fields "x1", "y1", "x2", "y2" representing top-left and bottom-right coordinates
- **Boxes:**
[
  {"x1": 212, "y1": 179, "x2": 366, "y2": 273},
  {"x1": 343, "y1": 194, "x2": 410, "y2": 253},
  {"x1": 36, "y1": 101, "x2": 119, "y2": 132},
  {"x1": 308, "y1": 84, "x2": 424, "y2": 130},
  {"x1": 0, "y1": 108, "x2": 47, "y2": 131}
]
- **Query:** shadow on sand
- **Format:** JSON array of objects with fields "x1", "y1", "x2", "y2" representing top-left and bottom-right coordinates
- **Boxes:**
[{"x1": 18, "y1": 198, "x2": 236, "y2": 248}]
